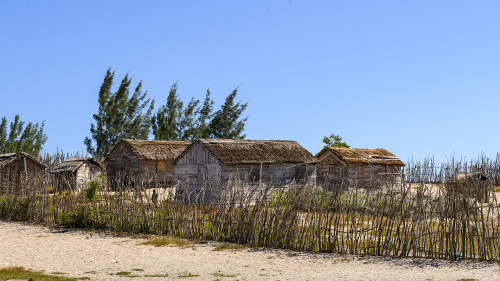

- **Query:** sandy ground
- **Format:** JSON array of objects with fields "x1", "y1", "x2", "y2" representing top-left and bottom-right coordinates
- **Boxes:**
[{"x1": 0, "y1": 221, "x2": 499, "y2": 281}]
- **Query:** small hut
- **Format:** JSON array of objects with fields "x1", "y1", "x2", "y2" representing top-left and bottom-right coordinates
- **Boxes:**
[
  {"x1": 51, "y1": 158, "x2": 104, "y2": 191},
  {"x1": 0, "y1": 152, "x2": 47, "y2": 193},
  {"x1": 105, "y1": 139, "x2": 190, "y2": 189},
  {"x1": 315, "y1": 147, "x2": 405, "y2": 189},
  {"x1": 446, "y1": 172, "x2": 492, "y2": 203},
  {"x1": 173, "y1": 139, "x2": 318, "y2": 203}
]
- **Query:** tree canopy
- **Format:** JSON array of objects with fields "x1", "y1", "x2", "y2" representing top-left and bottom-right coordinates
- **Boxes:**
[
  {"x1": 84, "y1": 68, "x2": 154, "y2": 160},
  {"x1": 322, "y1": 134, "x2": 350, "y2": 148},
  {"x1": 0, "y1": 115, "x2": 47, "y2": 155},
  {"x1": 152, "y1": 86, "x2": 247, "y2": 141}
]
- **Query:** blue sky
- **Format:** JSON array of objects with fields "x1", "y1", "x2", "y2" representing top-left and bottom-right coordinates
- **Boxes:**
[{"x1": 0, "y1": 1, "x2": 499, "y2": 162}]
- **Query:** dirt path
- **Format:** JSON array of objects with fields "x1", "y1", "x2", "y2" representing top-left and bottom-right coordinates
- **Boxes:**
[{"x1": 0, "y1": 221, "x2": 498, "y2": 281}]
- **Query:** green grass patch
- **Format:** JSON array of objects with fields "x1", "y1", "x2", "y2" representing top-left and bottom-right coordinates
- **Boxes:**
[
  {"x1": 51, "y1": 271, "x2": 67, "y2": 274},
  {"x1": 116, "y1": 271, "x2": 132, "y2": 275},
  {"x1": 213, "y1": 243, "x2": 245, "y2": 251},
  {"x1": 78, "y1": 278, "x2": 90, "y2": 280},
  {"x1": 143, "y1": 273, "x2": 169, "y2": 277},
  {"x1": 140, "y1": 236, "x2": 190, "y2": 247},
  {"x1": 211, "y1": 271, "x2": 237, "y2": 277},
  {"x1": 131, "y1": 268, "x2": 144, "y2": 272},
  {"x1": 456, "y1": 279, "x2": 478, "y2": 281},
  {"x1": 178, "y1": 272, "x2": 200, "y2": 278},
  {"x1": 0, "y1": 266, "x2": 77, "y2": 281}
]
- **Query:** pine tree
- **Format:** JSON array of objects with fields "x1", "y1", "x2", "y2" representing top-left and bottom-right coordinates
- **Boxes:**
[
  {"x1": 193, "y1": 89, "x2": 214, "y2": 139},
  {"x1": 152, "y1": 83, "x2": 184, "y2": 140},
  {"x1": 322, "y1": 134, "x2": 350, "y2": 148},
  {"x1": 0, "y1": 115, "x2": 47, "y2": 155},
  {"x1": 84, "y1": 68, "x2": 154, "y2": 160},
  {"x1": 208, "y1": 88, "x2": 248, "y2": 139},
  {"x1": 0, "y1": 118, "x2": 7, "y2": 152}
]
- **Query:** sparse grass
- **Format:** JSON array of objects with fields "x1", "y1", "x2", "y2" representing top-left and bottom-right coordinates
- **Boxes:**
[
  {"x1": 77, "y1": 278, "x2": 90, "y2": 280},
  {"x1": 493, "y1": 186, "x2": 500, "y2": 192},
  {"x1": 456, "y1": 279, "x2": 478, "y2": 281},
  {"x1": 0, "y1": 266, "x2": 76, "y2": 281},
  {"x1": 116, "y1": 271, "x2": 132, "y2": 275},
  {"x1": 213, "y1": 243, "x2": 245, "y2": 251},
  {"x1": 143, "y1": 273, "x2": 169, "y2": 277},
  {"x1": 140, "y1": 236, "x2": 190, "y2": 247},
  {"x1": 211, "y1": 271, "x2": 237, "y2": 278},
  {"x1": 51, "y1": 271, "x2": 67, "y2": 274},
  {"x1": 178, "y1": 272, "x2": 200, "y2": 278},
  {"x1": 131, "y1": 268, "x2": 144, "y2": 272}
]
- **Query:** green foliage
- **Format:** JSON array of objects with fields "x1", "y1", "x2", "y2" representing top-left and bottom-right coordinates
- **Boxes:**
[
  {"x1": 0, "y1": 115, "x2": 47, "y2": 155},
  {"x1": 84, "y1": 68, "x2": 154, "y2": 160},
  {"x1": 0, "y1": 266, "x2": 76, "y2": 281},
  {"x1": 207, "y1": 88, "x2": 248, "y2": 139},
  {"x1": 322, "y1": 133, "x2": 350, "y2": 148},
  {"x1": 85, "y1": 181, "x2": 99, "y2": 202},
  {"x1": 152, "y1": 85, "x2": 247, "y2": 141}
]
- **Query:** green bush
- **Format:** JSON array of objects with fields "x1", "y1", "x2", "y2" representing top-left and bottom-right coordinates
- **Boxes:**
[{"x1": 85, "y1": 181, "x2": 99, "y2": 202}]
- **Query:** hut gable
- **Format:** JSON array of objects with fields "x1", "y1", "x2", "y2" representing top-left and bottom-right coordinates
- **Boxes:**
[
  {"x1": 316, "y1": 147, "x2": 405, "y2": 166},
  {"x1": 175, "y1": 139, "x2": 318, "y2": 165},
  {"x1": 52, "y1": 158, "x2": 103, "y2": 174},
  {"x1": 107, "y1": 139, "x2": 190, "y2": 161},
  {"x1": 0, "y1": 152, "x2": 47, "y2": 169}
]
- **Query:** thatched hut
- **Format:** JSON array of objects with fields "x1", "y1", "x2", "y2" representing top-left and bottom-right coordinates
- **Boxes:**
[
  {"x1": 173, "y1": 139, "x2": 318, "y2": 203},
  {"x1": 315, "y1": 147, "x2": 405, "y2": 189},
  {"x1": 446, "y1": 172, "x2": 492, "y2": 203},
  {"x1": 51, "y1": 158, "x2": 104, "y2": 191},
  {"x1": 0, "y1": 152, "x2": 47, "y2": 193},
  {"x1": 105, "y1": 139, "x2": 190, "y2": 189}
]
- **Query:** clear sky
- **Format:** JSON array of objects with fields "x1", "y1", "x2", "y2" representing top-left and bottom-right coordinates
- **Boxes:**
[{"x1": 0, "y1": 1, "x2": 499, "y2": 163}]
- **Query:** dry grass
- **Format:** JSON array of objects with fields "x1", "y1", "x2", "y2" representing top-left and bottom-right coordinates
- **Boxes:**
[
  {"x1": 213, "y1": 243, "x2": 246, "y2": 251},
  {"x1": 140, "y1": 236, "x2": 191, "y2": 248},
  {"x1": 0, "y1": 266, "x2": 76, "y2": 281}
]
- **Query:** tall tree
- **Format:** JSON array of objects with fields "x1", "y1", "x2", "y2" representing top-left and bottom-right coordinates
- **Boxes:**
[
  {"x1": 0, "y1": 115, "x2": 47, "y2": 155},
  {"x1": 84, "y1": 68, "x2": 154, "y2": 160},
  {"x1": 322, "y1": 134, "x2": 350, "y2": 148},
  {"x1": 207, "y1": 88, "x2": 248, "y2": 139},
  {"x1": 151, "y1": 83, "x2": 184, "y2": 140},
  {"x1": 193, "y1": 89, "x2": 214, "y2": 139}
]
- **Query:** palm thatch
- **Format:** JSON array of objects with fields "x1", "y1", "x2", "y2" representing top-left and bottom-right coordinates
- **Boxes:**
[
  {"x1": 0, "y1": 152, "x2": 47, "y2": 169},
  {"x1": 177, "y1": 139, "x2": 318, "y2": 165},
  {"x1": 51, "y1": 158, "x2": 103, "y2": 174},
  {"x1": 317, "y1": 147, "x2": 405, "y2": 166},
  {"x1": 109, "y1": 139, "x2": 190, "y2": 161}
]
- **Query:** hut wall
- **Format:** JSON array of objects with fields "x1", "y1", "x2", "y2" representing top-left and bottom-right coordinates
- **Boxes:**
[
  {"x1": 0, "y1": 157, "x2": 45, "y2": 193},
  {"x1": 316, "y1": 149, "x2": 401, "y2": 189},
  {"x1": 175, "y1": 143, "x2": 317, "y2": 203},
  {"x1": 106, "y1": 141, "x2": 179, "y2": 189}
]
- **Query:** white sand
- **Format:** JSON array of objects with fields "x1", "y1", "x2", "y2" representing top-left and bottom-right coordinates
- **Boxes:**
[{"x1": 0, "y1": 221, "x2": 498, "y2": 281}]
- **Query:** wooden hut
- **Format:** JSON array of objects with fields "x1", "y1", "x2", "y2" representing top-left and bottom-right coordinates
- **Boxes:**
[
  {"x1": 173, "y1": 139, "x2": 318, "y2": 203},
  {"x1": 315, "y1": 147, "x2": 405, "y2": 189},
  {"x1": 51, "y1": 158, "x2": 104, "y2": 191},
  {"x1": 446, "y1": 172, "x2": 492, "y2": 203},
  {"x1": 0, "y1": 152, "x2": 47, "y2": 193},
  {"x1": 105, "y1": 139, "x2": 190, "y2": 189}
]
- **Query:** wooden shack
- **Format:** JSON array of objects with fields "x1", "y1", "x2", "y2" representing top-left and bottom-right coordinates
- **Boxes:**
[
  {"x1": 316, "y1": 147, "x2": 405, "y2": 189},
  {"x1": 51, "y1": 158, "x2": 104, "y2": 191},
  {"x1": 105, "y1": 139, "x2": 190, "y2": 189},
  {"x1": 173, "y1": 139, "x2": 318, "y2": 203},
  {"x1": 446, "y1": 172, "x2": 492, "y2": 203},
  {"x1": 0, "y1": 152, "x2": 47, "y2": 193}
]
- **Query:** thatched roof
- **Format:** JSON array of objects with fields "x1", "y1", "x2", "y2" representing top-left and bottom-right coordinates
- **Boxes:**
[
  {"x1": 111, "y1": 139, "x2": 191, "y2": 161},
  {"x1": 317, "y1": 147, "x2": 405, "y2": 166},
  {"x1": 52, "y1": 158, "x2": 103, "y2": 174},
  {"x1": 176, "y1": 139, "x2": 318, "y2": 165},
  {"x1": 0, "y1": 152, "x2": 47, "y2": 169}
]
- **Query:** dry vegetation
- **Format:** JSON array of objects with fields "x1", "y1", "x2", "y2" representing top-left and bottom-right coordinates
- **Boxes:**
[{"x1": 1, "y1": 153, "x2": 500, "y2": 262}]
